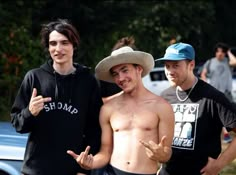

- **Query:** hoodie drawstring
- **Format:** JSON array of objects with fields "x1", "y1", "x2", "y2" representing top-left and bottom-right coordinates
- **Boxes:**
[
  {"x1": 54, "y1": 70, "x2": 75, "y2": 104},
  {"x1": 69, "y1": 72, "x2": 75, "y2": 104},
  {"x1": 54, "y1": 71, "x2": 59, "y2": 102}
]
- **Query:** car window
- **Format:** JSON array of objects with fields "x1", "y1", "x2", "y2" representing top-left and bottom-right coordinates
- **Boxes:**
[{"x1": 150, "y1": 71, "x2": 167, "y2": 81}]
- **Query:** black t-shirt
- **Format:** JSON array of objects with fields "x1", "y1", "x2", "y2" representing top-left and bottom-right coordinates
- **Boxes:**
[
  {"x1": 99, "y1": 80, "x2": 122, "y2": 97},
  {"x1": 160, "y1": 79, "x2": 236, "y2": 175}
]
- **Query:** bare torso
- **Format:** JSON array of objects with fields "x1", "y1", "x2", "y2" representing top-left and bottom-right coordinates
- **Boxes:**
[{"x1": 107, "y1": 93, "x2": 160, "y2": 174}]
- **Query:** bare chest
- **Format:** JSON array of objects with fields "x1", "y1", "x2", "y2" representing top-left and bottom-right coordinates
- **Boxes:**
[{"x1": 110, "y1": 104, "x2": 158, "y2": 132}]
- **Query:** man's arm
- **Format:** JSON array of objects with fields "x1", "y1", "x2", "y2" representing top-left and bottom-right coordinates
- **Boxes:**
[
  {"x1": 201, "y1": 133, "x2": 236, "y2": 175},
  {"x1": 200, "y1": 60, "x2": 210, "y2": 82},
  {"x1": 11, "y1": 71, "x2": 52, "y2": 133},
  {"x1": 11, "y1": 87, "x2": 51, "y2": 133},
  {"x1": 228, "y1": 50, "x2": 236, "y2": 66},
  {"x1": 140, "y1": 100, "x2": 174, "y2": 163},
  {"x1": 90, "y1": 104, "x2": 113, "y2": 168},
  {"x1": 200, "y1": 67, "x2": 208, "y2": 82},
  {"x1": 67, "y1": 104, "x2": 113, "y2": 169},
  {"x1": 157, "y1": 101, "x2": 175, "y2": 163}
]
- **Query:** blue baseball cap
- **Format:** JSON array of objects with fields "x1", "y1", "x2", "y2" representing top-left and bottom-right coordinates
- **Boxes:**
[{"x1": 156, "y1": 42, "x2": 195, "y2": 61}]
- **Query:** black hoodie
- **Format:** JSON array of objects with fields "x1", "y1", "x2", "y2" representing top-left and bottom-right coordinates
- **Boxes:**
[{"x1": 11, "y1": 60, "x2": 102, "y2": 175}]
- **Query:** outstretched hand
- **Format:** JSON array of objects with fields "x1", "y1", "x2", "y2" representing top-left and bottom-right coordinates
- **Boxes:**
[
  {"x1": 67, "y1": 146, "x2": 94, "y2": 170},
  {"x1": 140, "y1": 136, "x2": 171, "y2": 163},
  {"x1": 29, "y1": 88, "x2": 51, "y2": 116}
]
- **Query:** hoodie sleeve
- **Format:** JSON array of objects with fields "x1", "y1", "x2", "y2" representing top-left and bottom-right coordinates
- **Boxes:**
[
  {"x1": 83, "y1": 76, "x2": 103, "y2": 155},
  {"x1": 10, "y1": 71, "x2": 37, "y2": 133}
]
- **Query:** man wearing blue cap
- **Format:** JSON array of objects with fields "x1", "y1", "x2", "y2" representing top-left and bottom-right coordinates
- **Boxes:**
[{"x1": 156, "y1": 42, "x2": 236, "y2": 175}]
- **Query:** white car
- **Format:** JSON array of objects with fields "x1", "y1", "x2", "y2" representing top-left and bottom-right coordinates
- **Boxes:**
[
  {"x1": 142, "y1": 67, "x2": 170, "y2": 95},
  {"x1": 232, "y1": 74, "x2": 236, "y2": 102},
  {"x1": 0, "y1": 122, "x2": 27, "y2": 175},
  {"x1": 143, "y1": 66, "x2": 236, "y2": 103}
]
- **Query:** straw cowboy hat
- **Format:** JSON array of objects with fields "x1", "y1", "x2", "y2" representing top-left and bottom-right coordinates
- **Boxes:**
[{"x1": 95, "y1": 46, "x2": 154, "y2": 83}]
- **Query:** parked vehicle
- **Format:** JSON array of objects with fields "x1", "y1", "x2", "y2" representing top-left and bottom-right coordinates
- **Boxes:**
[
  {"x1": 0, "y1": 122, "x2": 27, "y2": 175},
  {"x1": 232, "y1": 68, "x2": 236, "y2": 102},
  {"x1": 143, "y1": 66, "x2": 236, "y2": 102},
  {"x1": 142, "y1": 67, "x2": 169, "y2": 95}
]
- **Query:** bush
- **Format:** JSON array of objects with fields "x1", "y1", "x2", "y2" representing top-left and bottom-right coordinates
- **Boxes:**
[{"x1": 0, "y1": 25, "x2": 44, "y2": 121}]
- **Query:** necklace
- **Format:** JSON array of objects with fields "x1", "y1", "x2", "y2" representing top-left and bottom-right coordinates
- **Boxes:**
[{"x1": 176, "y1": 77, "x2": 198, "y2": 102}]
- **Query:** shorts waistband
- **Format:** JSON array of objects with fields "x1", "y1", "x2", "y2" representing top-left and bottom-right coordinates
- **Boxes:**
[{"x1": 104, "y1": 164, "x2": 157, "y2": 175}]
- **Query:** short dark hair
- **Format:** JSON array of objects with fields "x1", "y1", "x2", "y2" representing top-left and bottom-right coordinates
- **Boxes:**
[
  {"x1": 214, "y1": 42, "x2": 229, "y2": 53},
  {"x1": 40, "y1": 19, "x2": 80, "y2": 53}
]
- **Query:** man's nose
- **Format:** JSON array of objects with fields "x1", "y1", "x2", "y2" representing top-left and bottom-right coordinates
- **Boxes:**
[
  {"x1": 55, "y1": 43, "x2": 62, "y2": 51},
  {"x1": 117, "y1": 73, "x2": 125, "y2": 81},
  {"x1": 166, "y1": 67, "x2": 174, "y2": 74}
]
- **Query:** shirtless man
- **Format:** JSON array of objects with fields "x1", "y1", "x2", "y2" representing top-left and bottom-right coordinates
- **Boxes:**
[{"x1": 67, "y1": 46, "x2": 174, "y2": 175}]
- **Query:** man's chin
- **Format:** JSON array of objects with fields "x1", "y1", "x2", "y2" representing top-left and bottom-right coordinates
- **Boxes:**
[
  {"x1": 122, "y1": 87, "x2": 133, "y2": 94},
  {"x1": 170, "y1": 82, "x2": 177, "y2": 87},
  {"x1": 123, "y1": 89, "x2": 131, "y2": 93}
]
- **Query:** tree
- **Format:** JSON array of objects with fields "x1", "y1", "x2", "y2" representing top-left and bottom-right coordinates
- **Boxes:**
[
  {"x1": 0, "y1": 1, "x2": 45, "y2": 120},
  {"x1": 1, "y1": 0, "x2": 236, "y2": 120}
]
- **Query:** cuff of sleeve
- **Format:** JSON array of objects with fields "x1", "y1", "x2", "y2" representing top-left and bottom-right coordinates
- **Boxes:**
[{"x1": 23, "y1": 107, "x2": 35, "y2": 119}]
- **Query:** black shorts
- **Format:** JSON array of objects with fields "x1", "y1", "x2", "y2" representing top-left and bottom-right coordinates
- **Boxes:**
[{"x1": 103, "y1": 164, "x2": 156, "y2": 175}]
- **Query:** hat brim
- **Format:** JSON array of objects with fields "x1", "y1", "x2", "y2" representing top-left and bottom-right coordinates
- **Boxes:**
[
  {"x1": 155, "y1": 57, "x2": 190, "y2": 61},
  {"x1": 95, "y1": 51, "x2": 154, "y2": 83}
]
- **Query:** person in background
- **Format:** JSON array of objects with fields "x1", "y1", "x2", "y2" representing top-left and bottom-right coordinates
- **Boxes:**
[
  {"x1": 100, "y1": 36, "x2": 137, "y2": 103},
  {"x1": 156, "y1": 42, "x2": 236, "y2": 175},
  {"x1": 227, "y1": 47, "x2": 236, "y2": 66},
  {"x1": 201, "y1": 42, "x2": 235, "y2": 143},
  {"x1": 10, "y1": 19, "x2": 102, "y2": 175},
  {"x1": 68, "y1": 46, "x2": 175, "y2": 175}
]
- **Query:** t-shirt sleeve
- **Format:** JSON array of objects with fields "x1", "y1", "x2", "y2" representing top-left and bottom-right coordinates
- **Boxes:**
[{"x1": 215, "y1": 92, "x2": 236, "y2": 131}]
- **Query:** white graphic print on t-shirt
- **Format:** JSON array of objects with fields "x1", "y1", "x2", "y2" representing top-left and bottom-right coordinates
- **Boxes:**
[{"x1": 171, "y1": 103, "x2": 199, "y2": 150}]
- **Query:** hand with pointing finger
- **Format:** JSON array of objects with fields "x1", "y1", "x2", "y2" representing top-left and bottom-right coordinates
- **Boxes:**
[
  {"x1": 67, "y1": 146, "x2": 94, "y2": 170},
  {"x1": 140, "y1": 136, "x2": 172, "y2": 163},
  {"x1": 29, "y1": 88, "x2": 52, "y2": 116}
]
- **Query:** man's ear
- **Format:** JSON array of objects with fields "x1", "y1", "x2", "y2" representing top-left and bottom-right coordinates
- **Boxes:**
[
  {"x1": 135, "y1": 65, "x2": 144, "y2": 74},
  {"x1": 189, "y1": 60, "x2": 195, "y2": 70}
]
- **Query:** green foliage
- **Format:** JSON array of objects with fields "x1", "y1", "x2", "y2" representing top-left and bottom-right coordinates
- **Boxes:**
[
  {"x1": 69, "y1": 1, "x2": 144, "y2": 68},
  {"x1": 1, "y1": 0, "x2": 236, "y2": 120},
  {"x1": 0, "y1": 1, "x2": 45, "y2": 120},
  {"x1": 72, "y1": 1, "x2": 217, "y2": 67},
  {"x1": 0, "y1": 25, "x2": 44, "y2": 120},
  {"x1": 127, "y1": 1, "x2": 216, "y2": 64}
]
